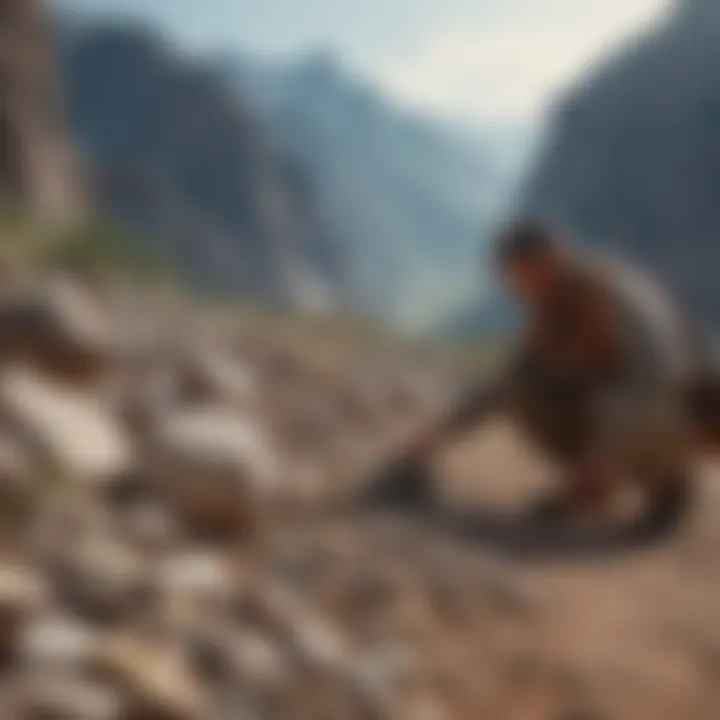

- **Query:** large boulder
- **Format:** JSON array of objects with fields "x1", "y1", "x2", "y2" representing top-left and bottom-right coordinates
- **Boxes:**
[
  {"x1": 142, "y1": 408, "x2": 278, "y2": 537},
  {"x1": 0, "y1": 278, "x2": 114, "y2": 382},
  {"x1": 0, "y1": 366, "x2": 135, "y2": 483}
]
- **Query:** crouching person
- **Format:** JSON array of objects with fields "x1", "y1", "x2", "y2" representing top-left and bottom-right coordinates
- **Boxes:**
[{"x1": 387, "y1": 220, "x2": 701, "y2": 534}]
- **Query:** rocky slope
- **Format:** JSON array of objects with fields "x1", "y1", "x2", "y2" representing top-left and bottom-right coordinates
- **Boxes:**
[
  {"x1": 525, "y1": 0, "x2": 720, "y2": 329},
  {"x1": 0, "y1": 258, "x2": 717, "y2": 718},
  {"x1": 0, "y1": 0, "x2": 83, "y2": 221},
  {"x1": 59, "y1": 25, "x2": 346, "y2": 313}
]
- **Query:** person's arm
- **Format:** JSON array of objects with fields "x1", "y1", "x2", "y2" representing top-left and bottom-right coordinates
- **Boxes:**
[
  {"x1": 403, "y1": 371, "x2": 509, "y2": 463},
  {"x1": 444, "y1": 376, "x2": 509, "y2": 434}
]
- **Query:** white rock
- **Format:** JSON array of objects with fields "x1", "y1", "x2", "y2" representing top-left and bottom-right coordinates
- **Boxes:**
[
  {"x1": 144, "y1": 408, "x2": 277, "y2": 536},
  {"x1": 158, "y1": 552, "x2": 239, "y2": 626},
  {"x1": 0, "y1": 367, "x2": 135, "y2": 482},
  {"x1": 20, "y1": 614, "x2": 99, "y2": 671}
]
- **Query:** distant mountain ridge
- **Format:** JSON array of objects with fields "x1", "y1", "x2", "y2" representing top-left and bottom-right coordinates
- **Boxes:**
[
  {"x1": 60, "y1": 25, "x2": 346, "y2": 313},
  {"x1": 58, "y1": 20, "x2": 530, "y2": 328},
  {"x1": 525, "y1": 0, "x2": 720, "y2": 329},
  {"x1": 215, "y1": 53, "x2": 527, "y2": 329}
]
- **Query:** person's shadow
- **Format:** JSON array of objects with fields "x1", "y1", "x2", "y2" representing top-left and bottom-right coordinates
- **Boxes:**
[{"x1": 358, "y1": 456, "x2": 691, "y2": 560}]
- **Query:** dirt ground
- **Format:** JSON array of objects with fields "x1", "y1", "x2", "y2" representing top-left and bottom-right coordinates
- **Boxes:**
[{"x1": 416, "y1": 421, "x2": 720, "y2": 719}]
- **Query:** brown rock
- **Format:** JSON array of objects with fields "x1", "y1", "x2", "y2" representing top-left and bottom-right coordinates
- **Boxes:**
[
  {"x1": 0, "y1": 435, "x2": 32, "y2": 505},
  {"x1": 0, "y1": 563, "x2": 48, "y2": 657},
  {"x1": 0, "y1": 278, "x2": 112, "y2": 382},
  {"x1": 96, "y1": 636, "x2": 211, "y2": 720},
  {"x1": 143, "y1": 407, "x2": 278, "y2": 537},
  {"x1": 156, "y1": 551, "x2": 239, "y2": 630},
  {"x1": 53, "y1": 539, "x2": 149, "y2": 624},
  {"x1": 13, "y1": 676, "x2": 122, "y2": 720}
]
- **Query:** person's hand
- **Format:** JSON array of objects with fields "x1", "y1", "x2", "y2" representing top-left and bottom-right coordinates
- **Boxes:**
[
  {"x1": 565, "y1": 454, "x2": 614, "y2": 514},
  {"x1": 400, "y1": 421, "x2": 441, "y2": 465},
  {"x1": 529, "y1": 454, "x2": 614, "y2": 525},
  {"x1": 361, "y1": 420, "x2": 442, "y2": 510}
]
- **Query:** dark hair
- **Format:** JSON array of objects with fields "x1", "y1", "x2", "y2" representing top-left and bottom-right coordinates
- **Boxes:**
[{"x1": 493, "y1": 219, "x2": 563, "y2": 267}]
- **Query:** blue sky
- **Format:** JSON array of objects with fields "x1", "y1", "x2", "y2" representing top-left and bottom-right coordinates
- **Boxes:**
[{"x1": 54, "y1": 0, "x2": 670, "y2": 121}]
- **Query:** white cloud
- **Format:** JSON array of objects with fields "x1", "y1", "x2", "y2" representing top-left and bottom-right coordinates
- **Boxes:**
[{"x1": 373, "y1": 0, "x2": 670, "y2": 121}]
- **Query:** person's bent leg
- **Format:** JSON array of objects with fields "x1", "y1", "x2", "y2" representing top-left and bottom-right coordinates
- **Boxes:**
[
  {"x1": 508, "y1": 382, "x2": 609, "y2": 521},
  {"x1": 620, "y1": 403, "x2": 696, "y2": 538}
]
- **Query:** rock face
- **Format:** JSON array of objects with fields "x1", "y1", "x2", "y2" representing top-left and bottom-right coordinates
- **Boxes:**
[
  {"x1": 525, "y1": 0, "x2": 720, "y2": 328},
  {"x1": 0, "y1": 0, "x2": 83, "y2": 220},
  {"x1": 60, "y1": 26, "x2": 346, "y2": 314}
]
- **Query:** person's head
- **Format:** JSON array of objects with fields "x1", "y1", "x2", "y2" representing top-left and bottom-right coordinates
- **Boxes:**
[{"x1": 493, "y1": 220, "x2": 569, "y2": 304}]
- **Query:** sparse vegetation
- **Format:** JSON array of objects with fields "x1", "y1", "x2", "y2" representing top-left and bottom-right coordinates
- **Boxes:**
[
  {"x1": 0, "y1": 211, "x2": 167, "y2": 281},
  {"x1": 38, "y1": 221, "x2": 166, "y2": 280}
]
